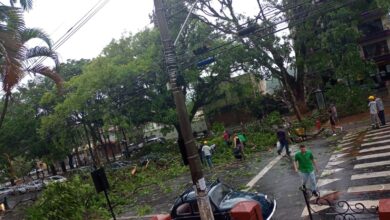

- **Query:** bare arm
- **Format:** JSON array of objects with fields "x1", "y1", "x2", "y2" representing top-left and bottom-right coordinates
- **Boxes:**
[
  {"x1": 293, "y1": 160, "x2": 298, "y2": 172},
  {"x1": 312, "y1": 159, "x2": 318, "y2": 172}
]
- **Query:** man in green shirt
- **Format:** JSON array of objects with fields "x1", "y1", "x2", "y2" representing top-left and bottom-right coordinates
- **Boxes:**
[{"x1": 293, "y1": 145, "x2": 319, "y2": 197}]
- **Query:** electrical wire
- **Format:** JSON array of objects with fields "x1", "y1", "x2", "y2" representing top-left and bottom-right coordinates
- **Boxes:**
[
  {"x1": 174, "y1": 0, "x2": 320, "y2": 58},
  {"x1": 178, "y1": 0, "x2": 360, "y2": 71},
  {"x1": 28, "y1": 0, "x2": 111, "y2": 69}
]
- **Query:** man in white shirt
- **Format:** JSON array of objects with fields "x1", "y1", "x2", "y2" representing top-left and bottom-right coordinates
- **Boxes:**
[
  {"x1": 368, "y1": 96, "x2": 380, "y2": 129},
  {"x1": 202, "y1": 141, "x2": 214, "y2": 168}
]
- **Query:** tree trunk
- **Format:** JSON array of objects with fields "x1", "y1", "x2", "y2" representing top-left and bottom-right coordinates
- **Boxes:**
[
  {"x1": 0, "y1": 92, "x2": 11, "y2": 129},
  {"x1": 4, "y1": 154, "x2": 15, "y2": 186},
  {"x1": 49, "y1": 164, "x2": 57, "y2": 175},
  {"x1": 100, "y1": 129, "x2": 110, "y2": 163},
  {"x1": 106, "y1": 135, "x2": 116, "y2": 161},
  {"x1": 75, "y1": 147, "x2": 82, "y2": 168},
  {"x1": 67, "y1": 154, "x2": 74, "y2": 169},
  {"x1": 60, "y1": 161, "x2": 67, "y2": 173},
  {"x1": 83, "y1": 123, "x2": 99, "y2": 167}
]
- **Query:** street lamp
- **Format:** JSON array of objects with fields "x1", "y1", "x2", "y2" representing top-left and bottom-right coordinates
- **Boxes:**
[{"x1": 314, "y1": 88, "x2": 326, "y2": 109}]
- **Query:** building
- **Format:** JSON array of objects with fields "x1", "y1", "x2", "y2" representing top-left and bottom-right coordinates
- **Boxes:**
[{"x1": 358, "y1": 9, "x2": 390, "y2": 82}]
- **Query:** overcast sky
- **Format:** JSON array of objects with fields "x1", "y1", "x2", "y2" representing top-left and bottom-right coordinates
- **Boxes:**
[
  {"x1": 23, "y1": 0, "x2": 260, "y2": 63},
  {"x1": 24, "y1": 0, "x2": 154, "y2": 62}
]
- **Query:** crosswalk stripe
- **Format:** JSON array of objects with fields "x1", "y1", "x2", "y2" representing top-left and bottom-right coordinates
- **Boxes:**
[
  {"x1": 329, "y1": 153, "x2": 348, "y2": 162},
  {"x1": 356, "y1": 151, "x2": 390, "y2": 160},
  {"x1": 361, "y1": 139, "x2": 390, "y2": 147},
  {"x1": 340, "y1": 200, "x2": 379, "y2": 209},
  {"x1": 321, "y1": 168, "x2": 343, "y2": 177},
  {"x1": 301, "y1": 204, "x2": 330, "y2": 217},
  {"x1": 339, "y1": 142, "x2": 354, "y2": 147},
  {"x1": 326, "y1": 160, "x2": 347, "y2": 168},
  {"x1": 342, "y1": 138, "x2": 356, "y2": 143},
  {"x1": 334, "y1": 146, "x2": 352, "y2": 153},
  {"x1": 359, "y1": 145, "x2": 390, "y2": 153},
  {"x1": 366, "y1": 125, "x2": 390, "y2": 134},
  {"x1": 345, "y1": 133, "x2": 359, "y2": 138},
  {"x1": 348, "y1": 183, "x2": 390, "y2": 193},
  {"x1": 302, "y1": 199, "x2": 378, "y2": 216},
  {"x1": 317, "y1": 178, "x2": 340, "y2": 187},
  {"x1": 351, "y1": 170, "x2": 390, "y2": 180},
  {"x1": 365, "y1": 130, "x2": 390, "y2": 138},
  {"x1": 363, "y1": 134, "x2": 390, "y2": 142},
  {"x1": 354, "y1": 160, "x2": 390, "y2": 169}
]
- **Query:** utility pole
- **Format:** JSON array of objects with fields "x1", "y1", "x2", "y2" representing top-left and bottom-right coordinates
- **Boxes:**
[{"x1": 153, "y1": 0, "x2": 215, "y2": 219}]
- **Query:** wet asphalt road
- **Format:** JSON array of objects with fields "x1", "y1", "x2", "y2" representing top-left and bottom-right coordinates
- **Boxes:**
[
  {"x1": 251, "y1": 138, "x2": 334, "y2": 220},
  {"x1": 253, "y1": 125, "x2": 390, "y2": 220}
]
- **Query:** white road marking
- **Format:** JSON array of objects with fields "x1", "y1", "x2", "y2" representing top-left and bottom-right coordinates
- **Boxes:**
[
  {"x1": 339, "y1": 142, "x2": 354, "y2": 147},
  {"x1": 359, "y1": 145, "x2": 390, "y2": 153},
  {"x1": 321, "y1": 168, "x2": 343, "y2": 177},
  {"x1": 351, "y1": 170, "x2": 390, "y2": 180},
  {"x1": 317, "y1": 178, "x2": 340, "y2": 187},
  {"x1": 339, "y1": 137, "x2": 355, "y2": 143},
  {"x1": 326, "y1": 160, "x2": 347, "y2": 168},
  {"x1": 363, "y1": 134, "x2": 390, "y2": 142},
  {"x1": 301, "y1": 205, "x2": 330, "y2": 217},
  {"x1": 345, "y1": 133, "x2": 359, "y2": 138},
  {"x1": 356, "y1": 151, "x2": 390, "y2": 160},
  {"x1": 348, "y1": 183, "x2": 390, "y2": 193},
  {"x1": 333, "y1": 147, "x2": 352, "y2": 154},
  {"x1": 354, "y1": 160, "x2": 390, "y2": 169},
  {"x1": 366, "y1": 125, "x2": 390, "y2": 134},
  {"x1": 329, "y1": 153, "x2": 348, "y2": 162},
  {"x1": 365, "y1": 129, "x2": 390, "y2": 138},
  {"x1": 361, "y1": 139, "x2": 390, "y2": 147},
  {"x1": 340, "y1": 200, "x2": 379, "y2": 209}
]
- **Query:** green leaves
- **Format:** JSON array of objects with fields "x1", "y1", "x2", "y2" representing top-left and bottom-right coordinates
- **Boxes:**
[{"x1": 27, "y1": 176, "x2": 110, "y2": 220}]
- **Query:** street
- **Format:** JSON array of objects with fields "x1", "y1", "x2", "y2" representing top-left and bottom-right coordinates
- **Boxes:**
[{"x1": 249, "y1": 125, "x2": 390, "y2": 220}]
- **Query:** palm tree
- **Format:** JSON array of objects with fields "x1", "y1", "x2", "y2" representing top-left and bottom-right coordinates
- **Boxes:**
[
  {"x1": 9, "y1": 0, "x2": 33, "y2": 11},
  {"x1": 0, "y1": 5, "x2": 63, "y2": 128}
]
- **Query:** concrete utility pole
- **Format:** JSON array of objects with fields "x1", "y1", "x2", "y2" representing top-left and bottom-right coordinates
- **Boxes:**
[{"x1": 153, "y1": 0, "x2": 215, "y2": 219}]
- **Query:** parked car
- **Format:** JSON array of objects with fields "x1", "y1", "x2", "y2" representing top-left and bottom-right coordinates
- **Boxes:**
[
  {"x1": 122, "y1": 143, "x2": 143, "y2": 157},
  {"x1": 145, "y1": 136, "x2": 166, "y2": 145},
  {"x1": 170, "y1": 180, "x2": 276, "y2": 220},
  {"x1": 11, "y1": 185, "x2": 27, "y2": 195},
  {"x1": 28, "y1": 168, "x2": 43, "y2": 176},
  {"x1": 25, "y1": 180, "x2": 44, "y2": 192},
  {"x1": 43, "y1": 175, "x2": 67, "y2": 186},
  {"x1": 109, "y1": 161, "x2": 132, "y2": 170}
]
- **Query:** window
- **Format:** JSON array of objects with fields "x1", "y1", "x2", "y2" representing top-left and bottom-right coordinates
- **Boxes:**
[
  {"x1": 176, "y1": 203, "x2": 191, "y2": 215},
  {"x1": 363, "y1": 40, "x2": 389, "y2": 58},
  {"x1": 359, "y1": 19, "x2": 384, "y2": 37}
]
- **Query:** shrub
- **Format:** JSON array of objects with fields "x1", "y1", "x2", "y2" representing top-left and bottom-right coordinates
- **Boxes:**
[{"x1": 27, "y1": 176, "x2": 109, "y2": 220}]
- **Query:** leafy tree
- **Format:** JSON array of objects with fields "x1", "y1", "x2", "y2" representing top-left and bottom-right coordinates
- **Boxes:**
[
  {"x1": 27, "y1": 176, "x2": 110, "y2": 220},
  {"x1": 0, "y1": 5, "x2": 63, "y2": 128}
]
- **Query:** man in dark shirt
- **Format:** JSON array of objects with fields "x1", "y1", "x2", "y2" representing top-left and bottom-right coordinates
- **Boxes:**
[{"x1": 276, "y1": 126, "x2": 290, "y2": 156}]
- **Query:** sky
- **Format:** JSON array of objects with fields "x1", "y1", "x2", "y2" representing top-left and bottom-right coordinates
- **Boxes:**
[
  {"x1": 24, "y1": 0, "x2": 155, "y2": 62},
  {"x1": 23, "y1": 0, "x2": 260, "y2": 63}
]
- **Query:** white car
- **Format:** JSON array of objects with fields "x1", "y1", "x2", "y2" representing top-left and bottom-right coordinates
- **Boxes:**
[
  {"x1": 29, "y1": 168, "x2": 43, "y2": 176},
  {"x1": 43, "y1": 175, "x2": 67, "y2": 186},
  {"x1": 25, "y1": 180, "x2": 43, "y2": 192},
  {"x1": 11, "y1": 185, "x2": 27, "y2": 195}
]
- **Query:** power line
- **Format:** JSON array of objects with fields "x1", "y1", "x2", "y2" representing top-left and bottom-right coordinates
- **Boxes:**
[
  {"x1": 174, "y1": 0, "x2": 317, "y2": 58},
  {"x1": 178, "y1": 0, "x2": 359, "y2": 70},
  {"x1": 28, "y1": 0, "x2": 111, "y2": 69}
]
